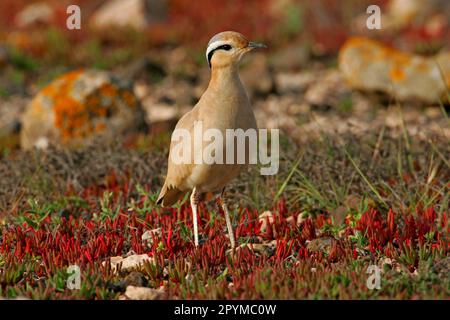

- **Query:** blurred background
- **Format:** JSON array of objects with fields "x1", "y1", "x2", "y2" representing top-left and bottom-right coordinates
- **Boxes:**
[{"x1": 0, "y1": 0, "x2": 449, "y2": 151}]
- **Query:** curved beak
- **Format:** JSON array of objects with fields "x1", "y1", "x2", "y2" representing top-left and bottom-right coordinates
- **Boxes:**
[{"x1": 248, "y1": 41, "x2": 267, "y2": 50}]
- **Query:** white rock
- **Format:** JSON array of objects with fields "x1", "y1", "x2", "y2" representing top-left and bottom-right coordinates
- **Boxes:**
[
  {"x1": 91, "y1": 0, "x2": 146, "y2": 30},
  {"x1": 274, "y1": 72, "x2": 315, "y2": 94},
  {"x1": 258, "y1": 211, "x2": 274, "y2": 234},
  {"x1": 91, "y1": 0, "x2": 168, "y2": 30},
  {"x1": 108, "y1": 254, "x2": 153, "y2": 272},
  {"x1": 125, "y1": 285, "x2": 164, "y2": 300},
  {"x1": 15, "y1": 2, "x2": 54, "y2": 28}
]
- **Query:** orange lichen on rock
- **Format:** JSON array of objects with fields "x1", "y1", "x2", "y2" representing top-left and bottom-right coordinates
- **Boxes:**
[
  {"x1": 54, "y1": 97, "x2": 89, "y2": 140},
  {"x1": 389, "y1": 66, "x2": 406, "y2": 82},
  {"x1": 122, "y1": 91, "x2": 137, "y2": 108},
  {"x1": 339, "y1": 36, "x2": 450, "y2": 103},
  {"x1": 99, "y1": 83, "x2": 118, "y2": 97}
]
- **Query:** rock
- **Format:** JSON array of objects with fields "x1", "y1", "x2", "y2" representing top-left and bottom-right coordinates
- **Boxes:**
[
  {"x1": 233, "y1": 240, "x2": 277, "y2": 256},
  {"x1": 306, "y1": 237, "x2": 334, "y2": 254},
  {"x1": 384, "y1": 0, "x2": 450, "y2": 30},
  {"x1": 379, "y1": 257, "x2": 394, "y2": 272},
  {"x1": 124, "y1": 285, "x2": 164, "y2": 300},
  {"x1": 240, "y1": 53, "x2": 273, "y2": 97},
  {"x1": 15, "y1": 2, "x2": 54, "y2": 28},
  {"x1": 251, "y1": 240, "x2": 277, "y2": 256},
  {"x1": 270, "y1": 44, "x2": 309, "y2": 71},
  {"x1": 20, "y1": 69, "x2": 146, "y2": 150},
  {"x1": 108, "y1": 254, "x2": 153, "y2": 272},
  {"x1": 339, "y1": 37, "x2": 450, "y2": 104},
  {"x1": 142, "y1": 101, "x2": 190, "y2": 124},
  {"x1": 152, "y1": 77, "x2": 194, "y2": 106},
  {"x1": 274, "y1": 71, "x2": 315, "y2": 94},
  {"x1": 254, "y1": 94, "x2": 299, "y2": 130},
  {"x1": 304, "y1": 70, "x2": 351, "y2": 107},
  {"x1": 258, "y1": 211, "x2": 274, "y2": 234},
  {"x1": 124, "y1": 271, "x2": 148, "y2": 287},
  {"x1": 286, "y1": 215, "x2": 295, "y2": 226},
  {"x1": 296, "y1": 213, "x2": 307, "y2": 227},
  {"x1": 90, "y1": 0, "x2": 168, "y2": 31},
  {"x1": 385, "y1": 0, "x2": 423, "y2": 29},
  {"x1": 142, "y1": 228, "x2": 161, "y2": 246},
  {"x1": 142, "y1": 99, "x2": 191, "y2": 134},
  {"x1": 108, "y1": 271, "x2": 148, "y2": 292}
]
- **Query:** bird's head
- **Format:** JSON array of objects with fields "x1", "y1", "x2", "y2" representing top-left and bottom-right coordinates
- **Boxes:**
[{"x1": 206, "y1": 31, "x2": 266, "y2": 69}]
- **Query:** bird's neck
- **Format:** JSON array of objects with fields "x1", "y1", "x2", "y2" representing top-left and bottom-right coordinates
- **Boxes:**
[{"x1": 207, "y1": 65, "x2": 243, "y2": 93}]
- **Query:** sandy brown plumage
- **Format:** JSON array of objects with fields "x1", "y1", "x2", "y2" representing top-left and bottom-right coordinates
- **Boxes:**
[{"x1": 156, "y1": 31, "x2": 266, "y2": 248}]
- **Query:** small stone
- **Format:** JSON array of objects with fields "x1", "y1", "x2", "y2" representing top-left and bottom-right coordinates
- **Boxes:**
[
  {"x1": 90, "y1": 0, "x2": 167, "y2": 31},
  {"x1": 124, "y1": 271, "x2": 148, "y2": 287},
  {"x1": 142, "y1": 101, "x2": 186, "y2": 124},
  {"x1": 251, "y1": 240, "x2": 277, "y2": 256},
  {"x1": 108, "y1": 254, "x2": 153, "y2": 272},
  {"x1": 304, "y1": 70, "x2": 350, "y2": 107},
  {"x1": 378, "y1": 257, "x2": 396, "y2": 273},
  {"x1": 142, "y1": 228, "x2": 162, "y2": 246},
  {"x1": 124, "y1": 285, "x2": 164, "y2": 300},
  {"x1": 258, "y1": 211, "x2": 274, "y2": 234},
  {"x1": 274, "y1": 72, "x2": 315, "y2": 94},
  {"x1": 306, "y1": 237, "x2": 334, "y2": 254},
  {"x1": 15, "y1": 2, "x2": 54, "y2": 28},
  {"x1": 296, "y1": 213, "x2": 307, "y2": 227},
  {"x1": 286, "y1": 215, "x2": 295, "y2": 226}
]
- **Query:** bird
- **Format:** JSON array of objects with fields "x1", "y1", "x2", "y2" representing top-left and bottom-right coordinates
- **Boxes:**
[{"x1": 156, "y1": 31, "x2": 266, "y2": 249}]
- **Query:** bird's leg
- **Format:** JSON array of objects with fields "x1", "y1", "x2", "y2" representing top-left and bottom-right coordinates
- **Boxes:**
[
  {"x1": 218, "y1": 189, "x2": 236, "y2": 250},
  {"x1": 190, "y1": 187, "x2": 199, "y2": 247}
]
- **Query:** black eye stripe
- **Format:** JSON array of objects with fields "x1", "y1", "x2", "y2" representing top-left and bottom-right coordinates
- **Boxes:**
[
  {"x1": 207, "y1": 44, "x2": 233, "y2": 67},
  {"x1": 218, "y1": 44, "x2": 232, "y2": 51}
]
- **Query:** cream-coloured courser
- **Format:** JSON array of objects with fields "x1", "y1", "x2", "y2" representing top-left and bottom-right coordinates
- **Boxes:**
[{"x1": 157, "y1": 31, "x2": 266, "y2": 249}]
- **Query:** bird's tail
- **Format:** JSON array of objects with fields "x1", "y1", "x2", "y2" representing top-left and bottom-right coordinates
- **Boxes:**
[{"x1": 156, "y1": 184, "x2": 185, "y2": 207}]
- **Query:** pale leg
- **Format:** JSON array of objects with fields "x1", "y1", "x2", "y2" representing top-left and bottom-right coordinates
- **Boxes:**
[
  {"x1": 190, "y1": 187, "x2": 199, "y2": 247},
  {"x1": 219, "y1": 190, "x2": 236, "y2": 249}
]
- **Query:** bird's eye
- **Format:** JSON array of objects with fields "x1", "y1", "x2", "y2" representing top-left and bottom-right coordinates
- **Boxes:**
[{"x1": 220, "y1": 44, "x2": 232, "y2": 51}]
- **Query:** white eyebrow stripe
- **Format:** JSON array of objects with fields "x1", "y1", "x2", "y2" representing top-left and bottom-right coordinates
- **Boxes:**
[{"x1": 205, "y1": 40, "x2": 231, "y2": 62}]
